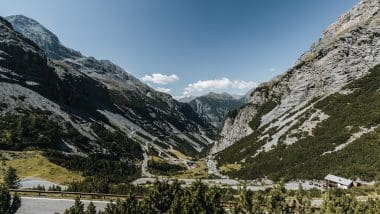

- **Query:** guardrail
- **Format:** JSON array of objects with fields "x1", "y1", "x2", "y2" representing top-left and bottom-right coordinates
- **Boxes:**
[
  {"x1": 9, "y1": 189, "x2": 237, "y2": 207},
  {"x1": 9, "y1": 189, "x2": 142, "y2": 200}
]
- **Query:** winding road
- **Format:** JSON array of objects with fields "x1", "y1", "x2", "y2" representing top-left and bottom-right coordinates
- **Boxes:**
[{"x1": 17, "y1": 197, "x2": 109, "y2": 214}]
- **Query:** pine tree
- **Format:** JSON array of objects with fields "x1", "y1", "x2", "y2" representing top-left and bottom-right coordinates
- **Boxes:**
[
  {"x1": 252, "y1": 191, "x2": 266, "y2": 214},
  {"x1": 103, "y1": 197, "x2": 143, "y2": 214},
  {"x1": 64, "y1": 197, "x2": 85, "y2": 214},
  {"x1": 168, "y1": 181, "x2": 185, "y2": 214},
  {"x1": 0, "y1": 184, "x2": 21, "y2": 214},
  {"x1": 3, "y1": 167, "x2": 19, "y2": 189},
  {"x1": 205, "y1": 186, "x2": 225, "y2": 214},
  {"x1": 289, "y1": 184, "x2": 312, "y2": 214},
  {"x1": 145, "y1": 181, "x2": 174, "y2": 212},
  {"x1": 184, "y1": 181, "x2": 208, "y2": 214},
  {"x1": 234, "y1": 187, "x2": 254, "y2": 213},
  {"x1": 265, "y1": 181, "x2": 287, "y2": 213},
  {"x1": 85, "y1": 202, "x2": 96, "y2": 214}
]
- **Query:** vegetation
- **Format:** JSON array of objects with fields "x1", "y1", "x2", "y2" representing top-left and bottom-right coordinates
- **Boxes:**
[
  {"x1": 0, "y1": 184, "x2": 21, "y2": 214},
  {"x1": 64, "y1": 197, "x2": 96, "y2": 214},
  {"x1": 64, "y1": 181, "x2": 380, "y2": 213},
  {"x1": 148, "y1": 156, "x2": 186, "y2": 176},
  {"x1": 219, "y1": 163, "x2": 241, "y2": 174},
  {"x1": 0, "y1": 151, "x2": 83, "y2": 184},
  {"x1": 174, "y1": 160, "x2": 208, "y2": 179},
  {"x1": 0, "y1": 109, "x2": 71, "y2": 150},
  {"x1": 3, "y1": 167, "x2": 19, "y2": 189},
  {"x1": 68, "y1": 181, "x2": 226, "y2": 214},
  {"x1": 0, "y1": 108, "x2": 142, "y2": 184},
  {"x1": 321, "y1": 189, "x2": 380, "y2": 213},
  {"x1": 44, "y1": 151, "x2": 140, "y2": 183},
  {"x1": 248, "y1": 99, "x2": 279, "y2": 130},
  {"x1": 219, "y1": 65, "x2": 380, "y2": 181},
  {"x1": 67, "y1": 176, "x2": 145, "y2": 195},
  {"x1": 90, "y1": 122, "x2": 142, "y2": 160}
]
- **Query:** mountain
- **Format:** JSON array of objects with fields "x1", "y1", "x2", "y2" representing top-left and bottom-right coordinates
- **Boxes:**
[
  {"x1": 214, "y1": 0, "x2": 380, "y2": 181},
  {"x1": 184, "y1": 92, "x2": 245, "y2": 128},
  {"x1": 6, "y1": 15, "x2": 81, "y2": 60},
  {"x1": 178, "y1": 96, "x2": 197, "y2": 103},
  {"x1": 0, "y1": 15, "x2": 215, "y2": 181}
]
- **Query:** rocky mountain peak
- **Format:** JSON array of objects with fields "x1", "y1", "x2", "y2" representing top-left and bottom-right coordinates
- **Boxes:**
[
  {"x1": 6, "y1": 15, "x2": 81, "y2": 60},
  {"x1": 206, "y1": 92, "x2": 236, "y2": 100},
  {"x1": 187, "y1": 92, "x2": 245, "y2": 128}
]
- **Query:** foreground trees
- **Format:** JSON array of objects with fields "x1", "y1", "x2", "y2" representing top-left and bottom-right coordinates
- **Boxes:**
[
  {"x1": 3, "y1": 167, "x2": 19, "y2": 189},
  {"x1": 0, "y1": 184, "x2": 21, "y2": 214},
  {"x1": 64, "y1": 181, "x2": 380, "y2": 214}
]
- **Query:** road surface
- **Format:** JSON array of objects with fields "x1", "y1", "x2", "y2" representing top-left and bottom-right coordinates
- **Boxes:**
[
  {"x1": 17, "y1": 197, "x2": 109, "y2": 214},
  {"x1": 205, "y1": 158, "x2": 228, "y2": 179},
  {"x1": 19, "y1": 177, "x2": 67, "y2": 190}
]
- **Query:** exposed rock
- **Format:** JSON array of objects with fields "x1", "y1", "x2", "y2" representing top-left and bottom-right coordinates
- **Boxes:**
[
  {"x1": 2, "y1": 15, "x2": 215, "y2": 157},
  {"x1": 187, "y1": 92, "x2": 244, "y2": 128},
  {"x1": 217, "y1": 0, "x2": 380, "y2": 153}
]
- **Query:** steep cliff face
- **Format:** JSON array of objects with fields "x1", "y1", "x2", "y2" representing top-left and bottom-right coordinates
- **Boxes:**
[
  {"x1": 215, "y1": 0, "x2": 380, "y2": 180},
  {"x1": 185, "y1": 92, "x2": 244, "y2": 128}
]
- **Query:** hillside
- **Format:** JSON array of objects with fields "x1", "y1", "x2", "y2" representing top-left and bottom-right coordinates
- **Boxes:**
[
  {"x1": 215, "y1": 0, "x2": 380, "y2": 181},
  {"x1": 184, "y1": 92, "x2": 245, "y2": 128},
  {"x1": 0, "y1": 15, "x2": 215, "y2": 183}
]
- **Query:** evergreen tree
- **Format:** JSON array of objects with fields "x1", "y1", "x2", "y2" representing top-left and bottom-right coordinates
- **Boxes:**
[
  {"x1": 205, "y1": 186, "x2": 225, "y2": 214},
  {"x1": 0, "y1": 184, "x2": 21, "y2": 214},
  {"x1": 145, "y1": 181, "x2": 174, "y2": 213},
  {"x1": 321, "y1": 189, "x2": 358, "y2": 213},
  {"x1": 288, "y1": 184, "x2": 312, "y2": 214},
  {"x1": 265, "y1": 182, "x2": 287, "y2": 213},
  {"x1": 183, "y1": 181, "x2": 208, "y2": 214},
  {"x1": 103, "y1": 197, "x2": 143, "y2": 214},
  {"x1": 234, "y1": 187, "x2": 254, "y2": 214},
  {"x1": 168, "y1": 181, "x2": 185, "y2": 214},
  {"x1": 3, "y1": 167, "x2": 19, "y2": 189},
  {"x1": 85, "y1": 202, "x2": 96, "y2": 214},
  {"x1": 64, "y1": 197, "x2": 85, "y2": 214},
  {"x1": 251, "y1": 191, "x2": 266, "y2": 214}
]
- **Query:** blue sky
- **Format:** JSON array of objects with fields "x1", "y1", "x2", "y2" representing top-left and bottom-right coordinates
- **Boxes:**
[{"x1": 1, "y1": 0, "x2": 358, "y2": 98}]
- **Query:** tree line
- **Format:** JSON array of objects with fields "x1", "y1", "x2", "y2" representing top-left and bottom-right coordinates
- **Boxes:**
[
  {"x1": 63, "y1": 181, "x2": 380, "y2": 214},
  {"x1": 1, "y1": 168, "x2": 380, "y2": 213}
]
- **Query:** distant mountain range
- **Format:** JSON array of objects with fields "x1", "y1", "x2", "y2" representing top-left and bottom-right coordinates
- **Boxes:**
[{"x1": 179, "y1": 92, "x2": 246, "y2": 128}]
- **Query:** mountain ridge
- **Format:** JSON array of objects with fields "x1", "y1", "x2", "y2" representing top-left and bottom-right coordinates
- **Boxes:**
[
  {"x1": 185, "y1": 92, "x2": 245, "y2": 128},
  {"x1": 214, "y1": 0, "x2": 380, "y2": 181},
  {"x1": 0, "y1": 14, "x2": 216, "y2": 182}
]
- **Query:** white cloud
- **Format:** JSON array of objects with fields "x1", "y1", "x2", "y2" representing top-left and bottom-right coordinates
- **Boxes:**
[
  {"x1": 155, "y1": 87, "x2": 171, "y2": 93},
  {"x1": 142, "y1": 73, "x2": 179, "y2": 85},
  {"x1": 183, "y1": 78, "x2": 257, "y2": 95},
  {"x1": 269, "y1": 68, "x2": 276, "y2": 72}
]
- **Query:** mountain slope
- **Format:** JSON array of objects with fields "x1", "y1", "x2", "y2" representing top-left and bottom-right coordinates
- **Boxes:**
[
  {"x1": 5, "y1": 15, "x2": 215, "y2": 158},
  {"x1": 0, "y1": 15, "x2": 215, "y2": 183},
  {"x1": 185, "y1": 92, "x2": 244, "y2": 128},
  {"x1": 214, "y1": 0, "x2": 380, "y2": 181},
  {"x1": 0, "y1": 16, "x2": 148, "y2": 182}
]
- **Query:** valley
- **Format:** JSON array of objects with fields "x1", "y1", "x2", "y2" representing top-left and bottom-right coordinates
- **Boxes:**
[{"x1": 0, "y1": 0, "x2": 380, "y2": 212}]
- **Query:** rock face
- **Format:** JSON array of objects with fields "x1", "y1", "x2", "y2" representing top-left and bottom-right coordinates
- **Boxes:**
[
  {"x1": 6, "y1": 15, "x2": 81, "y2": 60},
  {"x1": 213, "y1": 0, "x2": 380, "y2": 181},
  {"x1": 2, "y1": 15, "x2": 215, "y2": 158},
  {"x1": 215, "y1": 0, "x2": 380, "y2": 153},
  {"x1": 185, "y1": 92, "x2": 244, "y2": 128}
]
